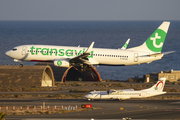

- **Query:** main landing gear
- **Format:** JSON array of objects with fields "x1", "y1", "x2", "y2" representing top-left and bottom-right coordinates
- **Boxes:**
[
  {"x1": 119, "y1": 99, "x2": 122, "y2": 101},
  {"x1": 88, "y1": 99, "x2": 94, "y2": 101}
]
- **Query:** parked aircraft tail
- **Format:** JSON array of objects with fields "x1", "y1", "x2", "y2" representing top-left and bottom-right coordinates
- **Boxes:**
[
  {"x1": 128, "y1": 22, "x2": 170, "y2": 54},
  {"x1": 142, "y1": 77, "x2": 166, "y2": 92}
]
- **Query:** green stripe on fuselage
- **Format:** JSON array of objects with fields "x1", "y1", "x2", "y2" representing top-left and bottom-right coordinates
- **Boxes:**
[{"x1": 30, "y1": 46, "x2": 94, "y2": 58}]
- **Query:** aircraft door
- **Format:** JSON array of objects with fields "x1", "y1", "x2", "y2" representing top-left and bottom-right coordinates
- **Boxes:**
[
  {"x1": 22, "y1": 46, "x2": 27, "y2": 55},
  {"x1": 142, "y1": 92, "x2": 146, "y2": 97},
  {"x1": 100, "y1": 92, "x2": 102, "y2": 99},
  {"x1": 134, "y1": 53, "x2": 138, "y2": 62}
]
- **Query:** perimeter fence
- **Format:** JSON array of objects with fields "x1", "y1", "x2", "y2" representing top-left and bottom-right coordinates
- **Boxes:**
[{"x1": 0, "y1": 105, "x2": 79, "y2": 112}]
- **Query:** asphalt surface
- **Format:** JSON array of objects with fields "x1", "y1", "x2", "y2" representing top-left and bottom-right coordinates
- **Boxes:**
[{"x1": 2, "y1": 99, "x2": 180, "y2": 120}]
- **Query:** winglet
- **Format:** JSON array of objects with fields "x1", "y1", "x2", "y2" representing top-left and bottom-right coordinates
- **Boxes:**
[
  {"x1": 86, "y1": 42, "x2": 94, "y2": 53},
  {"x1": 121, "y1": 38, "x2": 130, "y2": 50}
]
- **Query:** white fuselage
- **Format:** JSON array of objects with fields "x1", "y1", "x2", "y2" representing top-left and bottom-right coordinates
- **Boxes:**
[
  {"x1": 84, "y1": 90, "x2": 166, "y2": 100},
  {"x1": 5, "y1": 45, "x2": 163, "y2": 66}
]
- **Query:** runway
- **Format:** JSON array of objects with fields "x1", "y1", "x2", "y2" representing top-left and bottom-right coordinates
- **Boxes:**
[{"x1": 2, "y1": 99, "x2": 180, "y2": 120}]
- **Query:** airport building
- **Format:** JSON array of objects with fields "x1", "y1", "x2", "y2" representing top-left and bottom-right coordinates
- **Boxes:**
[{"x1": 144, "y1": 69, "x2": 180, "y2": 82}]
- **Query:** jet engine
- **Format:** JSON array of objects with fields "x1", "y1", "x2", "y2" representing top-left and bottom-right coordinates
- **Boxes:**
[{"x1": 54, "y1": 59, "x2": 70, "y2": 67}]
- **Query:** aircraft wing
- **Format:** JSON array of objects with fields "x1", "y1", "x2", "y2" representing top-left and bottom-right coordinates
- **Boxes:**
[{"x1": 69, "y1": 42, "x2": 95, "y2": 65}]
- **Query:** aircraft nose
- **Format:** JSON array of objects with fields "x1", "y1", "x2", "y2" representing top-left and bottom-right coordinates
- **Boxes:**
[
  {"x1": 5, "y1": 50, "x2": 11, "y2": 57},
  {"x1": 84, "y1": 95, "x2": 90, "y2": 98}
]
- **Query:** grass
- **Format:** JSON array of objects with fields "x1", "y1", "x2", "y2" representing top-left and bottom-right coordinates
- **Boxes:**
[
  {"x1": 0, "y1": 93, "x2": 86, "y2": 99},
  {"x1": 0, "y1": 86, "x2": 66, "y2": 92},
  {"x1": 0, "y1": 112, "x2": 6, "y2": 120},
  {"x1": 0, "y1": 81, "x2": 180, "y2": 92},
  {"x1": 0, "y1": 81, "x2": 180, "y2": 99}
]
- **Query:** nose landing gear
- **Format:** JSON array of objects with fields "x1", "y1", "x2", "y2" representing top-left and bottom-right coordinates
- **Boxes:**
[
  {"x1": 14, "y1": 59, "x2": 23, "y2": 67},
  {"x1": 19, "y1": 61, "x2": 23, "y2": 67},
  {"x1": 19, "y1": 64, "x2": 23, "y2": 67}
]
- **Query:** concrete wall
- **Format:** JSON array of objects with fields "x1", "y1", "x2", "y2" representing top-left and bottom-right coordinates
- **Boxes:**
[
  {"x1": 0, "y1": 65, "x2": 55, "y2": 87},
  {"x1": 35, "y1": 62, "x2": 102, "y2": 82}
]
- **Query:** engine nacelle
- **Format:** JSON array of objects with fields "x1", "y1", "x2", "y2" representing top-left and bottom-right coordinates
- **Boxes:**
[{"x1": 54, "y1": 59, "x2": 70, "y2": 67}]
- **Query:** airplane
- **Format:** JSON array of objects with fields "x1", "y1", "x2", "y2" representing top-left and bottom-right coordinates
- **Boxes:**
[
  {"x1": 5, "y1": 21, "x2": 174, "y2": 68},
  {"x1": 84, "y1": 77, "x2": 166, "y2": 101}
]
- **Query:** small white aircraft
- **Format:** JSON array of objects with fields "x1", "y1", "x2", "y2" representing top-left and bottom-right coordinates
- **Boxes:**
[
  {"x1": 84, "y1": 78, "x2": 166, "y2": 101},
  {"x1": 6, "y1": 22, "x2": 173, "y2": 67}
]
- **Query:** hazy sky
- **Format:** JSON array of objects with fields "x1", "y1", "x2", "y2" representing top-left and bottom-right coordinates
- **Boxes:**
[{"x1": 0, "y1": 0, "x2": 180, "y2": 21}]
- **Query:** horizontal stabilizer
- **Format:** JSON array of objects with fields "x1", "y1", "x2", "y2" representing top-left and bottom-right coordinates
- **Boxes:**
[
  {"x1": 162, "y1": 51, "x2": 175, "y2": 55},
  {"x1": 138, "y1": 51, "x2": 175, "y2": 57},
  {"x1": 138, "y1": 53, "x2": 163, "y2": 57}
]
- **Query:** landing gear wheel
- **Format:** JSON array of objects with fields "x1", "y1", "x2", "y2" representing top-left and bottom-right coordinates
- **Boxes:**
[
  {"x1": 19, "y1": 61, "x2": 23, "y2": 67},
  {"x1": 19, "y1": 64, "x2": 23, "y2": 67},
  {"x1": 88, "y1": 99, "x2": 94, "y2": 101}
]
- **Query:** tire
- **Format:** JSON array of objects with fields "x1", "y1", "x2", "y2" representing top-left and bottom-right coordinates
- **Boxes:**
[{"x1": 19, "y1": 64, "x2": 23, "y2": 67}]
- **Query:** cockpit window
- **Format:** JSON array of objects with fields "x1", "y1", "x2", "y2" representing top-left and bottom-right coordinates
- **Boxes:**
[{"x1": 12, "y1": 48, "x2": 17, "y2": 51}]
